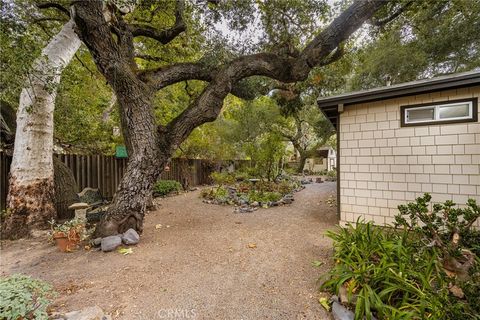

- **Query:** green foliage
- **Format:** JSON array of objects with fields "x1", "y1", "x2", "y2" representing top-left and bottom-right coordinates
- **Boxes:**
[
  {"x1": 201, "y1": 173, "x2": 300, "y2": 206},
  {"x1": 54, "y1": 50, "x2": 121, "y2": 154},
  {"x1": 351, "y1": 0, "x2": 480, "y2": 89},
  {"x1": 0, "y1": 274, "x2": 56, "y2": 320},
  {"x1": 49, "y1": 218, "x2": 85, "y2": 234},
  {"x1": 210, "y1": 172, "x2": 235, "y2": 186},
  {"x1": 246, "y1": 190, "x2": 282, "y2": 203},
  {"x1": 201, "y1": 186, "x2": 229, "y2": 202},
  {"x1": 326, "y1": 170, "x2": 336, "y2": 178},
  {"x1": 153, "y1": 180, "x2": 182, "y2": 196},
  {"x1": 394, "y1": 194, "x2": 480, "y2": 257},
  {"x1": 321, "y1": 195, "x2": 480, "y2": 319},
  {"x1": 322, "y1": 221, "x2": 450, "y2": 319}
]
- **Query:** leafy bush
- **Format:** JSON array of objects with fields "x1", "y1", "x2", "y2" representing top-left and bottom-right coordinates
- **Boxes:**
[
  {"x1": 321, "y1": 221, "x2": 450, "y2": 319},
  {"x1": 395, "y1": 194, "x2": 479, "y2": 258},
  {"x1": 201, "y1": 173, "x2": 301, "y2": 207},
  {"x1": 201, "y1": 186, "x2": 228, "y2": 201},
  {"x1": 0, "y1": 274, "x2": 56, "y2": 320},
  {"x1": 210, "y1": 172, "x2": 235, "y2": 186},
  {"x1": 321, "y1": 195, "x2": 480, "y2": 319},
  {"x1": 153, "y1": 180, "x2": 182, "y2": 196},
  {"x1": 326, "y1": 169, "x2": 336, "y2": 178},
  {"x1": 247, "y1": 190, "x2": 282, "y2": 203}
]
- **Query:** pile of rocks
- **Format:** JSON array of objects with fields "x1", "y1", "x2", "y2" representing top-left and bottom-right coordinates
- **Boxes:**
[
  {"x1": 52, "y1": 306, "x2": 111, "y2": 320},
  {"x1": 233, "y1": 193, "x2": 297, "y2": 213},
  {"x1": 300, "y1": 178, "x2": 313, "y2": 184},
  {"x1": 202, "y1": 182, "x2": 306, "y2": 212},
  {"x1": 91, "y1": 228, "x2": 140, "y2": 252}
]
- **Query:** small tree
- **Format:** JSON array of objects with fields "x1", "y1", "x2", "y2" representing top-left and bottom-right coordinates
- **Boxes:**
[{"x1": 394, "y1": 194, "x2": 480, "y2": 278}]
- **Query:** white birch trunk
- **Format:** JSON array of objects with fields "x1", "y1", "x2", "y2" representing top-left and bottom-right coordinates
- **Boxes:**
[{"x1": 4, "y1": 19, "x2": 81, "y2": 238}]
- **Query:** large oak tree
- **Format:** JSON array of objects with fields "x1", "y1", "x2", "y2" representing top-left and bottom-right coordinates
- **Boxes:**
[{"x1": 68, "y1": 0, "x2": 388, "y2": 237}]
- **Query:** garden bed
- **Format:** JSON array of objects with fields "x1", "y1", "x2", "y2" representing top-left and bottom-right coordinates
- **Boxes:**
[
  {"x1": 201, "y1": 173, "x2": 306, "y2": 212},
  {"x1": 318, "y1": 194, "x2": 480, "y2": 320}
]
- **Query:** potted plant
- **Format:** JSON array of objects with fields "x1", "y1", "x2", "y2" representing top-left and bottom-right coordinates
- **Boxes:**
[{"x1": 49, "y1": 218, "x2": 85, "y2": 252}]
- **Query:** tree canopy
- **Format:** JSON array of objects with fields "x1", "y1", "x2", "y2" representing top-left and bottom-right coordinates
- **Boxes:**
[
  {"x1": 2, "y1": 0, "x2": 479, "y2": 238},
  {"x1": 2, "y1": 0, "x2": 478, "y2": 157}
]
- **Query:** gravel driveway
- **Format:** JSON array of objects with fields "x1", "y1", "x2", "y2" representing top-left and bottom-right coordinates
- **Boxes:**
[{"x1": 0, "y1": 181, "x2": 337, "y2": 320}]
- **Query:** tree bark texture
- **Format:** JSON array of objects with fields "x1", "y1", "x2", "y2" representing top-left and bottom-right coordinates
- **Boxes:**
[
  {"x1": 72, "y1": 0, "x2": 386, "y2": 237},
  {"x1": 297, "y1": 153, "x2": 308, "y2": 174},
  {"x1": 3, "y1": 19, "x2": 81, "y2": 239},
  {"x1": 53, "y1": 157, "x2": 79, "y2": 220}
]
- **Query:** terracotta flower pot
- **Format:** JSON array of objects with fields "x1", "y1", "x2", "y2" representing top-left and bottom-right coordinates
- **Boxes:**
[{"x1": 53, "y1": 231, "x2": 80, "y2": 252}]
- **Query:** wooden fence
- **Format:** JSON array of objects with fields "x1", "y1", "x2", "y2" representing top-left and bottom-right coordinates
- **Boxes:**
[{"x1": 0, "y1": 152, "x2": 251, "y2": 211}]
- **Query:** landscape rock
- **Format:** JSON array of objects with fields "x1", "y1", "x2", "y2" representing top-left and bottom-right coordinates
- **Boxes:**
[
  {"x1": 251, "y1": 201, "x2": 259, "y2": 207},
  {"x1": 57, "y1": 306, "x2": 111, "y2": 320},
  {"x1": 339, "y1": 286, "x2": 349, "y2": 304},
  {"x1": 91, "y1": 237, "x2": 102, "y2": 247},
  {"x1": 122, "y1": 228, "x2": 140, "y2": 245},
  {"x1": 332, "y1": 302, "x2": 354, "y2": 320},
  {"x1": 101, "y1": 235, "x2": 122, "y2": 252},
  {"x1": 78, "y1": 188, "x2": 104, "y2": 206}
]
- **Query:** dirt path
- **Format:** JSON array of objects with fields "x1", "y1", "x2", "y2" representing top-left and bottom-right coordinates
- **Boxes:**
[{"x1": 0, "y1": 181, "x2": 337, "y2": 320}]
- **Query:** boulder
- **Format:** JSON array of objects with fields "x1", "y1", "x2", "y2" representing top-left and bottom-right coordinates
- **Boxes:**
[
  {"x1": 101, "y1": 235, "x2": 122, "y2": 252},
  {"x1": 78, "y1": 188, "x2": 104, "y2": 207},
  {"x1": 58, "y1": 306, "x2": 111, "y2": 320},
  {"x1": 122, "y1": 228, "x2": 140, "y2": 245},
  {"x1": 331, "y1": 302, "x2": 354, "y2": 320},
  {"x1": 91, "y1": 237, "x2": 102, "y2": 247}
]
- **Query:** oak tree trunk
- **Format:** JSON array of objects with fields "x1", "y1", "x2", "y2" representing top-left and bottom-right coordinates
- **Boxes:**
[
  {"x1": 53, "y1": 157, "x2": 79, "y2": 220},
  {"x1": 3, "y1": 19, "x2": 81, "y2": 239},
  {"x1": 93, "y1": 84, "x2": 166, "y2": 237},
  {"x1": 297, "y1": 153, "x2": 308, "y2": 174}
]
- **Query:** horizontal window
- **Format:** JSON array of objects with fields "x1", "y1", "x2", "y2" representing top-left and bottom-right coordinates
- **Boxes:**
[{"x1": 401, "y1": 98, "x2": 477, "y2": 127}]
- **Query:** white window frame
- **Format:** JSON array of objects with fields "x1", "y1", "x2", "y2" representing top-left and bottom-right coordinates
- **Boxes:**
[{"x1": 404, "y1": 100, "x2": 473, "y2": 125}]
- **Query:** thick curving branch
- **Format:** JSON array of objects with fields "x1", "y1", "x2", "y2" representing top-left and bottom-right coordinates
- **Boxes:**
[
  {"x1": 165, "y1": 0, "x2": 387, "y2": 148},
  {"x1": 370, "y1": 0, "x2": 413, "y2": 27},
  {"x1": 130, "y1": 0, "x2": 185, "y2": 44},
  {"x1": 37, "y1": 2, "x2": 70, "y2": 17}
]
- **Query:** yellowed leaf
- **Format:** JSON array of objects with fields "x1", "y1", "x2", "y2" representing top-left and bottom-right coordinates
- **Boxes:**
[{"x1": 318, "y1": 297, "x2": 331, "y2": 311}]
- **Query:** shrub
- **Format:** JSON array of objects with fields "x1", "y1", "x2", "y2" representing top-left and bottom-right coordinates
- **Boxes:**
[
  {"x1": 320, "y1": 195, "x2": 480, "y2": 319},
  {"x1": 153, "y1": 180, "x2": 182, "y2": 196},
  {"x1": 326, "y1": 169, "x2": 336, "y2": 178},
  {"x1": 394, "y1": 194, "x2": 479, "y2": 278},
  {"x1": 0, "y1": 274, "x2": 56, "y2": 320},
  {"x1": 247, "y1": 190, "x2": 282, "y2": 203},
  {"x1": 321, "y1": 221, "x2": 450, "y2": 319},
  {"x1": 210, "y1": 172, "x2": 235, "y2": 186}
]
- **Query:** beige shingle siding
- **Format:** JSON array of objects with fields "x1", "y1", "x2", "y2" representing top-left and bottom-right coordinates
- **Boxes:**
[{"x1": 339, "y1": 86, "x2": 480, "y2": 226}]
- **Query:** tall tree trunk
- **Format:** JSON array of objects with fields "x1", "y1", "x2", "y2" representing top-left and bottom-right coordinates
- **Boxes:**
[
  {"x1": 53, "y1": 157, "x2": 79, "y2": 220},
  {"x1": 297, "y1": 152, "x2": 308, "y2": 174},
  {"x1": 93, "y1": 85, "x2": 166, "y2": 237},
  {"x1": 3, "y1": 19, "x2": 81, "y2": 239}
]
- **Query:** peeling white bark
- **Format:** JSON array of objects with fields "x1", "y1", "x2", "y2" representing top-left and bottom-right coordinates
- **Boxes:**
[
  {"x1": 10, "y1": 19, "x2": 81, "y2": 184},
  {"x1": 4, "y1": 19, "x2": 82, "y2": 238}
]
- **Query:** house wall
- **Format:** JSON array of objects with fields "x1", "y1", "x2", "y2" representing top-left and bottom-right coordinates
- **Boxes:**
[
  {"x1": 304, "y1": 157, "x2": 327, "y2": 172},
  {"x1": 339, "y1": 86, "x2": 480, "y2": 226}
]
